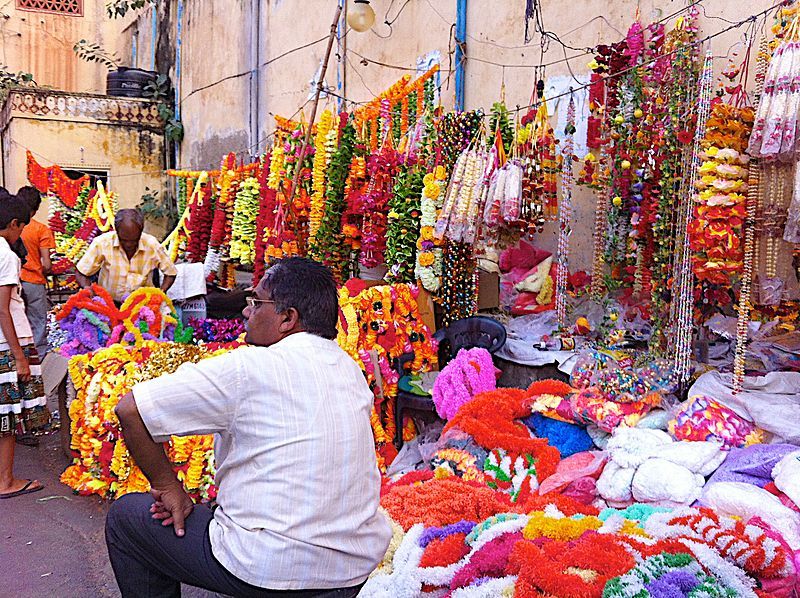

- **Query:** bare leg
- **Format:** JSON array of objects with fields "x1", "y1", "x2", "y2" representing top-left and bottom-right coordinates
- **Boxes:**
[{"x1": 0, "y1": 434, "x2": 41, "y2": 494}]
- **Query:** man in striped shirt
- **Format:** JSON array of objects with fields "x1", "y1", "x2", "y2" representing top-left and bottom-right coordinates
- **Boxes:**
[{"x1": 107, "y1": 257, "x2": 391, "y2": 597}]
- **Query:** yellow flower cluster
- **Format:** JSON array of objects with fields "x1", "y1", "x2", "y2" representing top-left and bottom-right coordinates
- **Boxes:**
[
  {"x1": 267, "y1": 139, "x2": 285, "y2": 190},
  {"x1": 309, "y1": 110, "x2": 336, "y2": 244},
  {"x1": 61, "y1": 341, "x2": 230, "y2": 500},
  {"x1": 56, "y1": 234, "x2": 89, "y2": 263},
  {"x1": 523, "y1": 512, "x2": 603, "y2": 542},
  {"x1": 230, "y1": 176, "x2": 261, "y2": 265}
]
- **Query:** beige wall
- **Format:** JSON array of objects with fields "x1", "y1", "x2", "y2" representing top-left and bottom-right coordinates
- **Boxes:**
[
  {"x1": 115, "y1": 0, "x2": 782, "y2": 269},
  {"x1": 2, "y1": 115, "x2": 166, "y2": 236},
  {"x1": 2, "y1": 0, "x2": 123, "y2": 93}
]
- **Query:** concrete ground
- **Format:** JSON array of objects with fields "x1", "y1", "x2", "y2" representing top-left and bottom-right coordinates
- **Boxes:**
[{"x1": 2, "y1": 430, "x2": 217, "y2": 598}]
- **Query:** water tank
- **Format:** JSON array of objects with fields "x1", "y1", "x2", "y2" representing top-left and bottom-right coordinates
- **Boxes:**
[{"x1": 106, "y1": 67, "x2": 160, "y2": 98}]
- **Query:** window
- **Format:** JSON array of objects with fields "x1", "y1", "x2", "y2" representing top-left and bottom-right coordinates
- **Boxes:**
[{"x1": 16, "y1": 0, "x2": 83, "y2": 16}]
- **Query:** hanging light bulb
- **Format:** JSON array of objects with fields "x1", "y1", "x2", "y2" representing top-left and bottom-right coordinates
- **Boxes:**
[{"x1": 347, "y1": 0, "x2": 376, "y2": 32}]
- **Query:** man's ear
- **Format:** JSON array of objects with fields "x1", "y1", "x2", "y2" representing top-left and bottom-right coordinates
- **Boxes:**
[{"x1": 279, "y1": 306, "x2": 301, "y2": 332}]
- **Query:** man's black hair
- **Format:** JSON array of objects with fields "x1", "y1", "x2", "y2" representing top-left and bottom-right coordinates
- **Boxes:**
[
  {"x1": 16, "y1": 186, "x2": 42, "y2": 213},
  {"x1": 262, "y1": 257, "x2": 339, "y2": 340},
  {"x1": 0, "y1": 195, "x2": 31, "y2": 230}
]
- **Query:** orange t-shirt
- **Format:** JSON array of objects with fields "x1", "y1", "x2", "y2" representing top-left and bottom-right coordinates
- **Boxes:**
[{"x1": 20, "y1": 219, "x2": 56, "y2": 285}]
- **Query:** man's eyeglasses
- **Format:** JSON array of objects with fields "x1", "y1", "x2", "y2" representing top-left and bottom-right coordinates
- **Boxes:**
[{"x1": 245, "y1": 297, "x2": 275, "y2": 310}]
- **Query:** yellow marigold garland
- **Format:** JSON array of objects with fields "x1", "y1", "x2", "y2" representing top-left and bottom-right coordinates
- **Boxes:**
[{"x1": 308, "y1": 110, "x2": 336, "y2": 244}]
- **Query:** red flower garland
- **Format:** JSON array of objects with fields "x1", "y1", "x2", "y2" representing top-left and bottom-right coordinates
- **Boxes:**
[
  {"x1": 186, "y1": 176, "x2": 215, "y2": 263},
  {"x1": 443, "y1": 387, "x2": 560, "y2": 482},
  {"x1": 510, "y1": 532, "x2": 636, "y2": 597}
]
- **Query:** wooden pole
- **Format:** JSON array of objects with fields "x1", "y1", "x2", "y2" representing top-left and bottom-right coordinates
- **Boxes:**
[{"x1": 286, "y1": 4, "x2": 343, "y2": 208}]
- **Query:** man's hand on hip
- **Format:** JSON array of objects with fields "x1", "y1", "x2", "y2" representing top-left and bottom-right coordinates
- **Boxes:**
[{"x1": 150, "y1": 482, "x2": 195, "y2": 537}]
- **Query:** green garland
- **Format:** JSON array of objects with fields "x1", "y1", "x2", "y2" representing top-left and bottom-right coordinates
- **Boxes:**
[
  {"x1": 309, "y1": 119, "x2": 357, "y2": 280},
  {"x1": 489, "y1": 101, "x2": 514, "y2": 154},
  {"x1": 384, "y1": 166, "x2": 424, "y2": 283}
]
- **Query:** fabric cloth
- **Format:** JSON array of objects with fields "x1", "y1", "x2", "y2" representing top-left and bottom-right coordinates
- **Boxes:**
[
  {"x1": 132, "y1": 332, "x2": 392, "y2": 590},
  {"x1": 688, "y1": 370, "x2": 800, "y2": 444},
  {"x1": 0, "y1": 236, "x2": 33, "y2": 343},
  {"x1": 76, "y1": 231, "x2": 178, "y2": 302},
  {"x1": 20, "y1": 219, "x2": 55, "y2": 285},
  {"x1": 106, "y1": 493, "x2": 365, "y2": 598},
  {"x1": 0, "y1": 343, "x2": 48, "y2": 436},
  {"x1": 21, "y1": 281, "x2": 49, "y2": 358}
]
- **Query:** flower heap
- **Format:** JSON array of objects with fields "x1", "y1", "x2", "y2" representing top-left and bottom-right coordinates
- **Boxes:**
[
  {"x1": 414, "y1": 167, "x2": 448, "y2": 292},
  {"x1": 55, "y1": 285, "x2": 192, "y2": 357},
  {"x1": 188, "y1": 317, "x2": 245, "y2": 344},
  {"x1": 690, "y1": 101, "x2": 754, "y2": 297},
  {"x1": 362, "y1": 380, "x2": 797, "y2": 597},
  {"x1": 229, "y1": 174, "x2": 261, "y2": 266},
  {"x1": 336, "y1": 281, "x2": 437, "y2": 469},
  {"x1": 61, "y1": 341, "x2": 235, "y2": 500}
]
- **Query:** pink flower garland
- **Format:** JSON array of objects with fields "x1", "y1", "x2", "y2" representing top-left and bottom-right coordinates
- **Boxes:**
[{"x1": 432, "y1": 348, "x2": 497, "y2": 420}]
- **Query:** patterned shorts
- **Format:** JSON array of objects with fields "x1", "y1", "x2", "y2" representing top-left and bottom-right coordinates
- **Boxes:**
[{"x1": 0, "y1": 344, "x2": 50, "y2": 436}]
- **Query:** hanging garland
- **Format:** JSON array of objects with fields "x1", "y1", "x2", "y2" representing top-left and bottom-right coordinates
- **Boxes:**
[
  {"x1": 309, "y1": 117, "x2": 357, "y2": 280},
  {"x1": 414, "y1": 167, "x2": 448, "y2": 292},
  {"x1": 385, "y1": 162, "x2": 424, "y2": 283},
  {"x1": 229, "y1": 174, "x2": 262, "y2": 266}
]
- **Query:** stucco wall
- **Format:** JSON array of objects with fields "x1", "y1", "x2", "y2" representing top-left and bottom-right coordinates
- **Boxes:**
[
  {"x1": 114, "y1": 0, "x2": 782, "y2": 269},
  {"x1": 2, "y1": 117, "x2": 167, "y2": 235},
  {"x1": 3, "y1": 0, "x2": 123, "y2": 93}
]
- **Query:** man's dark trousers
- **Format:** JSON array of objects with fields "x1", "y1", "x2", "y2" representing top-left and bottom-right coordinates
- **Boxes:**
[{"x1": 106, "y1": 493, "x2": 364, "y2": 598}]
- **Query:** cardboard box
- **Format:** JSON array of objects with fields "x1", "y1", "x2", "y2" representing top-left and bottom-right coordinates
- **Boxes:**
[{"x1": 478, "y1": 270, "x2": 500, "y2": 310}]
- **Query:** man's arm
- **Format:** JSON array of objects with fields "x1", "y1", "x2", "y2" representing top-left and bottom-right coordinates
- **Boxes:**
[
  {"x1": 115, "y1": 393, "x2": 193, "y2": 536},
  {"x1": 160, "y1": 274, "x2": 176, "y2": 294},
  {"x1": 74, "y1": 237, "x2": 104, "y2": 289},
  {"x1": 39, "y1": 247, "x2": 52, "y2": 276},
  {"x1": 74, "y1": 271, "x2": 92, "y2": 289}
]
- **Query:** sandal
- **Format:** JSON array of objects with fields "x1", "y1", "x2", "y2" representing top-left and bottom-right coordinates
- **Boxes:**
[
  {"x1": 0, "y1": 479, "x2": 44, "y2": 499},
  {"x1": 15, "y1": 433, "x2": 40, "y2": 447}
]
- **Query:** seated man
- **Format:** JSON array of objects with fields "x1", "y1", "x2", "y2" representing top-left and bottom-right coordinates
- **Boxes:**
[
  {"x1": 75, "y1": 208, "x2": 177, "y2": 303},
  {"x1": 107, "y1": 257, "x2": 391, "y2": 597}
]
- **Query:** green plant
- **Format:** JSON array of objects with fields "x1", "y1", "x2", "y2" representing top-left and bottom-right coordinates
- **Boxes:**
[
  {"x1": 106, "y1": 0, "x2": 156, "y2": 19},
  {"x1": 73, "y1": 40, "x2": 120, "y2": 71},
  {"x1": 0, "y1": 67, "x2": 35, "y2": 99},
  {"x1": 138, "y1": 186, "x2": 178, "y2": 232},
  {"x1": 144, "y1": 74, "x2": 184, "y2": 143}
]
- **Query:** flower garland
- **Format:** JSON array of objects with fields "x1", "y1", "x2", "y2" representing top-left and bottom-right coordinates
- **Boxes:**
[
  {"x1": 385, "y1": 164, "x2": 424, "y2": 283},
  {"x1": 27, "y1": 150, "x2": 90, "y2": 208},
  {"x1": 431, "y1": 347, "x2": 496, "y2": 420},
  {"x1": 309, "y1": 117, "x2": 357, "y2": 280},
  {"x1": 229, "y1": 174, "x2": 261, "y2": 265},
  {"x1": 205, "y1": 153, "x2": 237, "y2": 281},
  {"x1": 414, "y1": 168, "x2": 448, "y2": 292},
  {"x1": 358, "y1": 147, "x2": 402, "y2": 271},
  {"x1": 188, "y1": 317, "x2": 245, "y2": 343},
  {"x1": 308, "y1": 109, "x2": 336, "y2": 245},
  {"x1": 690, "y1": 102, "x2": 754, "y2": 294},
  {"x1": 336, "y1": 282, "x2": 437, "y2": 468},
  {"x1": 185, "y1": 173, "x2": 215, "y2": 263},
  {"x1": 61, "y1": 341, "x2": 235, "y2": 500}
]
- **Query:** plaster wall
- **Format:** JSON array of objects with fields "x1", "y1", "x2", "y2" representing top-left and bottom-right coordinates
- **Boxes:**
[
  {"x1": 116, "y1": 0, "x2": 783, "y2": 271},
  {"x1": 2, "y1": 0, "x2": 123, "y2": 93},
  {"x1": 3, "y1": 117, "x2": 167, "y2": 235}
]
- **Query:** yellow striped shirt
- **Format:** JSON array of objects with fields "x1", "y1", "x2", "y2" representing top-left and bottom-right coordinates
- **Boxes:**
[{"x1": 76, "y1": 231, "x2": 177, "y2": 302}]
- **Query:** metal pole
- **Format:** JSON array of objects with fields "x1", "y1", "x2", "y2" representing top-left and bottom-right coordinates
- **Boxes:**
[
  {"x1": 286, "y1": 4, "x2": 343, "y2": 207},
  {"x1": 454, "y1": 0, "x2": 467, "y2": 110}
]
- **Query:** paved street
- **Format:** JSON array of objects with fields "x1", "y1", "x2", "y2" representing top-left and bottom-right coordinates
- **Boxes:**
[{"x1": 2, "y1": 431, "x2": 216, "y2": 598}]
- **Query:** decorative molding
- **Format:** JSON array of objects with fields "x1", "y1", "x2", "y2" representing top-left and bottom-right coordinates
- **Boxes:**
[
  {"x1": 16, "y1": 0, "x2": 82, "y2": 16},
  {"x1": 1, "y1": 89, "x2": 165, "y2": 132}
]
